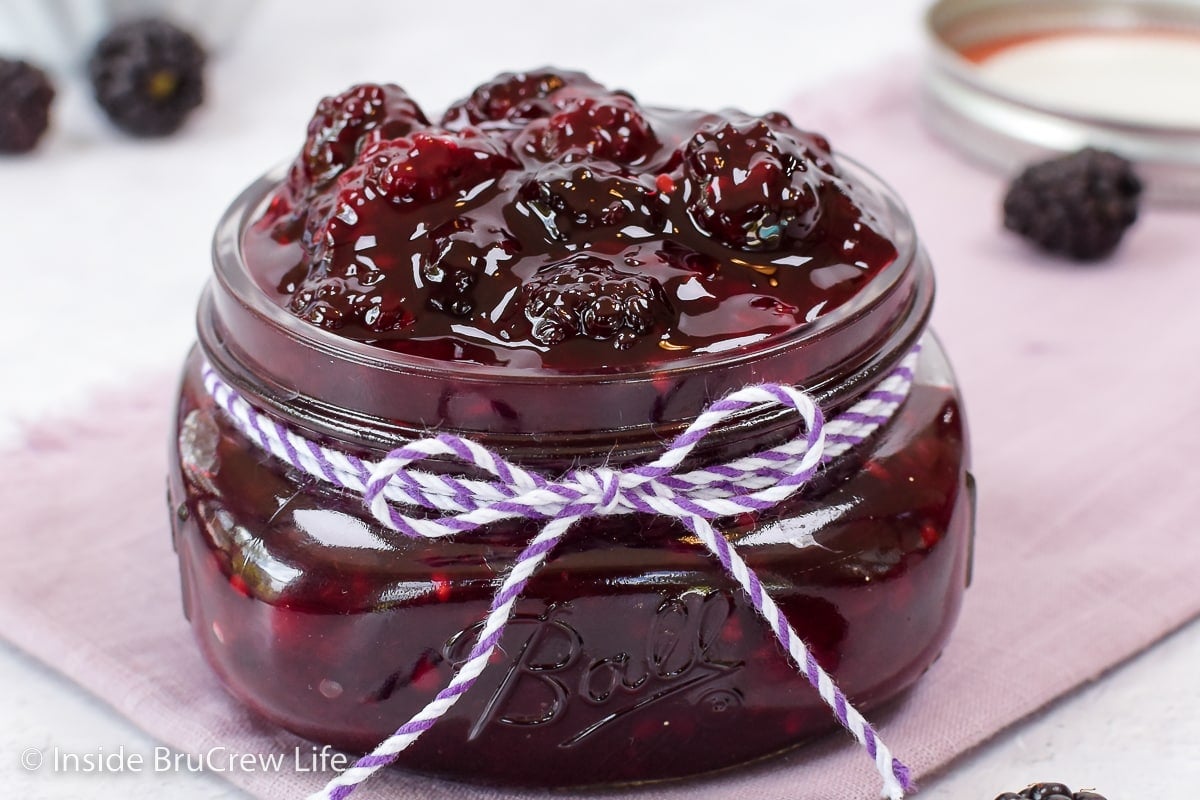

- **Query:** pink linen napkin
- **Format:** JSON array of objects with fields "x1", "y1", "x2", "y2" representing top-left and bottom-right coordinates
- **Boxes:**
[{"x1": 3, "y1": 62, "x2": 1200, "y2": 800}]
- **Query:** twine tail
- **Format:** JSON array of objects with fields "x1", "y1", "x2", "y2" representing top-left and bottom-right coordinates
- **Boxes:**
[
  {"x1": 307, "y1": 515, "x2": 582, "y2": 800},
  {"x1": 682, "y1": 514, "x2": 913, "y2": 800}
]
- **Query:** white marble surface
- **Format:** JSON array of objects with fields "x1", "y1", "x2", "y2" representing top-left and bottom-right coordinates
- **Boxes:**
[{"x1": 1, "y1": 1, "x2": 1197, "y2": 797}]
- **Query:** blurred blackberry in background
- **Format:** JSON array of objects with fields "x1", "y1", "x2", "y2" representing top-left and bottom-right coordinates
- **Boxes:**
[
  {"x1": 1003, "y1": 147, "x2": 1141, "y2": 261},
  {"x1": 89, "y1": 18, "x2": 206, "y2": 136},
  {"x1": 0, "y1": 57, "x2": 55, "y2": 153},
  {"x1": 995, "y1": 781, "x2": 1107, "y2": 800}
]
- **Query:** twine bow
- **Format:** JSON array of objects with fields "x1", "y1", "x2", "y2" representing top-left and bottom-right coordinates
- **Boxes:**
[{"x1": 201, "y1": 348, "x2": 921, "y2": 800}]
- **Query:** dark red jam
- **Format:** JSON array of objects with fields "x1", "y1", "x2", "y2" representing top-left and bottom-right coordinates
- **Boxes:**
[
  {"x1": 171, "y1": 348, "x2": 970, "y2": 786},
  {"x1": 171, "y1": 68, "x2": 972, "y2": 790},
  {"x1": 247, "y1": 70, "x2": 899, "y2": 370}
]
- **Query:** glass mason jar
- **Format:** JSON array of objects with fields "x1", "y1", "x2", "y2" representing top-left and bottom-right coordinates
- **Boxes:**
[{"x1": 168, "y1": 160, "x2": 973, "y2": 788}]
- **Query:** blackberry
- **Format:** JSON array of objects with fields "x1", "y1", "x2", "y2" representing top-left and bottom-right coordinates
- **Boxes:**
[
  {"x1": 286, "y1": 273, "x2": 416, "y2": 335},
  {"x1": 371, "y1": 130, "x2": 517, "y2": 206},
  {"x1": 304, "y1": 131, "x2": 516, "y2": 260},
  {"x1": 522, "y1": 254, "x2": 670, "y2": 349},
  {"x1": 995, "y1": 782, "x2": 1107, "y2": 800},
  {"x1": 520, "y1": 89, "x2": 657, "y2": 164},
  {"x1": 518, "y1": 164, "x2": 663, "y2": 241},
  {"x1": 0, "y1": 58, "x2": 55, "y2": 154},
  {"x1": 88, "y1": 18, "x2": 206, "y2": 136},
  {"x1": 296, "y1": 83, "x2": 428, "y2": 190},
  {"x1": 1003, "y1": 147, "x2": 1141, "y2": 261},
  {"x1": 423, "y1": 216, "x2": 520, "y2": 318},
  {"x1": 683, "y1": 115, "x2": 831, "y2": 251},
  {"x1": 442, "y1": 68, "x2": 603, "y2": 129}
]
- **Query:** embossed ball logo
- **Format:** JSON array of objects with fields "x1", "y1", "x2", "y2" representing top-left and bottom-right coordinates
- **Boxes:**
[{"x1": 442, "y1": 591, "x2": 745, "y2": 745}]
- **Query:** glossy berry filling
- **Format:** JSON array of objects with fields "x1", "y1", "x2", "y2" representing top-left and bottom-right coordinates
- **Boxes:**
[
  {"x1": 249, "y1": 69, "x2": 898, "y2": 370},
  {"x1": 170, "y1": 344, "x2": 971, "y2": 787}
]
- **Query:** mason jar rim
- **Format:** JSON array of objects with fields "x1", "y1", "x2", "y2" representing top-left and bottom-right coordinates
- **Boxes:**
[{"x1": 200, "y1": 156, "x2": 932, "y2": 442}]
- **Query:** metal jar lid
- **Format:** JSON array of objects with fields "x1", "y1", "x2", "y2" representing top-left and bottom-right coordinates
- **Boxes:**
[{"x1": 923, "y1": 0, "x2": 1200, "y2": 205}]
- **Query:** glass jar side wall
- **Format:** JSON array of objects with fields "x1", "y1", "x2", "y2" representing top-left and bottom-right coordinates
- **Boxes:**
[{"x1": 167, "y1": 336, "x2": 971, "y2": 787}]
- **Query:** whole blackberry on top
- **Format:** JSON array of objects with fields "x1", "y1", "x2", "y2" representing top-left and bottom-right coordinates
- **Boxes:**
[
  {"x1": 1003, "y1": 147, "x2": 1141, "y2": 261},
  {"x1": 88, "y1": 18, "x2": 206, "y2": 137},
  {"x1": 259, "y1": 68, "x2": 903, "y2": 369},
  {"x1": 995, "y1": 781, "x2": 1107, "y2": 800},
  {"x1": 0, "y1": 58, "x2": 55, "y2": 153}
]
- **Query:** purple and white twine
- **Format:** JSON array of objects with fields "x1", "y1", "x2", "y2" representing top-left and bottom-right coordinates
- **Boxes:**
[{"x1": 202, "y1": 344, "x2": 922, "y2": 800}]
